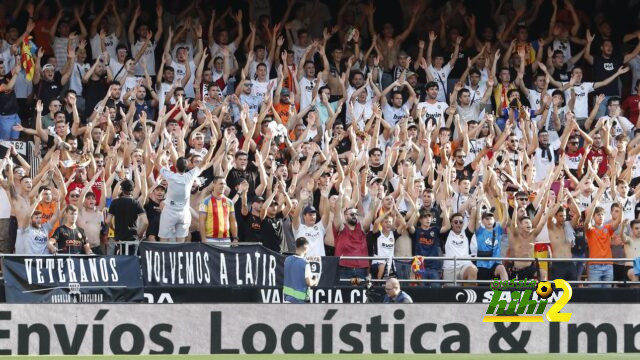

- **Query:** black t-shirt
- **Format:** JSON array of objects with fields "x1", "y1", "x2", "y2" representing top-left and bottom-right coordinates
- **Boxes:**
[
  {"x1": 552, "y1": 63, "x2": 570, "y2": 84},
  {"x1": 83, "y1": 76, "x2": 109, "y2": 118},
  {"x1": 0, "y1": 76, "x2": 18, "y2": 115},
  {"x1": 593, "y1": 54, "x2": 622, "y2": 96},
  {"x1": 35, "y1": 72, "x2": 63, "y2": 113},
  {"x1": 144, "y1": 199, "x2": 162, "y2": 238},
  {"x1": 455, "y1": 163, "x2": 474, "y2": 181},
  {"x1": 369, "y1": 164, "x2": 383, "y2": 177},
  {"x1": 227, "y1": 166, "x2": 259, "y2": 200},
  {"x1": 108, "y1": 196, "x2": 145, "y2": 241},
  {"x1": 52, "y1": 225, "x2": 87, "y2": 254},
  {"x1": 260, "y1": 213, "x2": 285, "y2": 252},
  {"x1": 238, "y1": 211, "x2": 263, "y2": 243}
]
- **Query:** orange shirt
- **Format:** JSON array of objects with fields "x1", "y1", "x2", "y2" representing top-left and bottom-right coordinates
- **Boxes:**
[
  {"x1": 586, "y1": 224, "x2": 614, "y2": 264},
  {"x1": 36, "y1": 201, "x2": 57, "y2": 224}
]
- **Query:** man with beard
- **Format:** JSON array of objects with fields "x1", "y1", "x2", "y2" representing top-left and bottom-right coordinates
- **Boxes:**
[
  {"x1": 333, "y1": 192, "x2": 377, "y2": 280},
  {"x1": 77, "y1": 170, "x2": 105, "y2": 252},
  {"x1": 16, "y1": 191, "x2": 61, "y2": 255},
  {"x1": 292, "y1": 188, "x2": 331, "y2": 256},
  {"x1": 48, "y1": 205, "x2": 92, "y2": 255},
  {"x1": 528, "y1": 128, "x2": 563, "y2": 183}
]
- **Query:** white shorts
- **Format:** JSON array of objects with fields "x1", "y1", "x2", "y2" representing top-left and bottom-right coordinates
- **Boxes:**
[
  {"x1": 443, "y1": 263, "x2": 476, "y2": 283},
  {"x1": 158, "y1": 206, "x2": 191, "y2": 239}
]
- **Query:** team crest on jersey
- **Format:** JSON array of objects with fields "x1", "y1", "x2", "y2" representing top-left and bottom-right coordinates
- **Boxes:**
[
  {"x1": 437, "y1": 105, "x2": 441, "y2": 109},
  {"x1": 430, "y1": 231, "x2": 435, "y2": 237},
  {"x1": 306, "y1": 256, "x2": 322, "y2": 282}
]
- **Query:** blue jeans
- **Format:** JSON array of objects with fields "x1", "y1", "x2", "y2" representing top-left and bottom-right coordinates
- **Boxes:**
[
  {"x1": 0, "y1": 114, "x2": 20, "y2": 140},
  {"x1": 573, "y1": 251, "x2": 586, "y2": 280},
  {"x1": 588, "y1": 264, "x2": 613, "y2": 288},
  {"x1": 394, "y1": 260, "x2": 411, "y2": 279},
  {"x1": 423, "y1": 268, "x2": 442, "y2": 288},
  {"x1": 339, "y1": 266, "x2": 368, "y2": 282}
]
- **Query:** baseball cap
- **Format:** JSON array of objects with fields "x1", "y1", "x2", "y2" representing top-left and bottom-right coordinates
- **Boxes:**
[
  {"x1": 303, "y1": 206, "x2": 318, "y2": 215},
  {"x1": 369, "y1": 176, "x2": 383, "y2": 185},
  {"x1": 481, "y1": 212, "x2": 495, "y2": 219},
  {"x1": 133, "y1": 123, "x2": 144, "y2": 132},
  {"x1": 252, "y1": 196, "x2": 265, "y2": 204},
  {"x1": 42, "y1": 64, "x2": 55, "y2": 72},
  {"x1": 281, "y1": 88, "x2": 290, "y2": 96},
  {"x1": 407, "y1": 122, "x2": 418, "y2": 129},
  {"x1": 406, "y1": 71, "x2": 418, "y2": 79}
]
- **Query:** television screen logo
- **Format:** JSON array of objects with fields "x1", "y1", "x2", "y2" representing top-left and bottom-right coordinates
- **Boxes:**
[{"x1": 482, "y1": 279, "x2": 572, "y2": 322}]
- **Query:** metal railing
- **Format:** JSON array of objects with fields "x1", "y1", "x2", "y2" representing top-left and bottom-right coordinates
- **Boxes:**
[{"x1": 339, "y1": 255, "x2": 640, "y2": 286}]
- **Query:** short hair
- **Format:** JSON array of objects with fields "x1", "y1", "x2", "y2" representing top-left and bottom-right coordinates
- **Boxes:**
[
  {"x1": 594, "y1": 206, "x2": 604, "y2": 215},
  {"x1": 469, "y1": 68, "x2": 481, "y2": 77},
  {"x1": 256, "y1": 62, "x2": 268, "y2": 70},
  {"x1": 611, "y1": 202, "x2": 622, "y2": 211},
  {"x1": 507, "y1": 89, "x2": 519, "y2": 98},
  {"x1": 607, "y1": 96, "x2": 621, "y2": 106},
  {"x1": 457, "y1": 88, "x2": 470, "y2": 99},
  {"x1": 631, "y1": 219, "x2": 640, "y2": 228},
  {"x1": 235, "y1": 151, "x2": 248, "y2": 159},
  {"x1": 297, "y1": 28, "x2": 308, "y2": 37},
  {"x1": 164, "y1": 66, "x2": 175, "y2": 73},
  {"x1": 176, "y1": 157, "x2": 189, "y2": 173},
  {"x1": 368, "y1": 147, "x2": 382, "y2": 156},
  {"x1": 212, "y1": 176, "x2": 225, "y2": 184},
  {"x1": 450, "y1": 212, "x2": 464, "y2": 222},
  {"x1": 116, "y1": 43, "x2": 128, "y2": 52},
  {"x1": 65, "y1": 205, "x2": 79, "y2": 213},
  {"x1": 38, "y1": 186, "x2": 51, "y2": 193},
  {"x1": 295, "y1": 237, "x2": 309, "y2": 249},
  {"x1": 425, "y1": 81, "x2": 439, "y2": 91},
  {"x1": 32, "y1": 210, "x2": 43, "y2": 217},
  {"x1": 65, "y1": 134, "x2": 77, "y2": 142}
]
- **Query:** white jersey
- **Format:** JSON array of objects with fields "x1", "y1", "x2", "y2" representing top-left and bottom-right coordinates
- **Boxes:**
[
  {"x1": 466, "y1": 137, "x2": 486, "y2": 167},
  {"x1": 615, "y1": 193, "x2": 637, "y2": 221},
  {"x1": 417, "y1": 101, "x2": 448, "y2": 127},
  {"x1": 121, "y1": 75, "x2": 139, "y2": 101},
  {"x1": 69, "y1": 62, "x2": 91, "y2": 95},
  {"x1": 562, "y1": 82, "x2": 594, "y2": 118},
  {"x1": 90, "y1": 33, "x2": 119, "y2": 61},
  {"x1": 170, "y1": 60, "x2": 196, "y2": 98},
  {"x1": 251, "y1": 78, "x2": 276, "y2": 100},
  {"x1": 110, "y1": 61, "x2": 127, "y2": 82},
  {"x1": 160, "y1": 167, "x2": 202, "y2": 208},
  {"x1": 132, "y1": 40, "x2": 157, "y2": 76},
  {"x1": 533, "y1": 144, "x2": 559, "y2": 182},
  {"x1": 298, "y1": 76, "x2": 323, "y2": 109},
  {"x1": 249, "y1": 56, "x2": 271, "y2": 81},
  {"x1": 443, "y1": 230, "x2": 471, "y2": 269},
  {"x1": 372, "y1": 231, "x2": 395, "y2": 265},
  {"x1": 428, "y1": 63, "x2": 452, "y2": 102},
  {"x1": 294, "y1": 222, "x2": 326, "y2": 257},
  {"x1": 382, "y1": 103, "x2": 410, "y2": 126},
  {"x1": 600, "y1": 115, "x2": 633, "y2": 141}
]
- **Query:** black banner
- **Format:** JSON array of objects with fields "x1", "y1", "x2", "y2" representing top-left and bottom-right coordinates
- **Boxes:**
[
  {"x1": 2, "y1": 256, "x2": 144, "y2": 303},
  {"x1": 140, "y1": 242, "x2": 339, "y2": 287},
  {"x1": 144, "y1": 286, "x2": 640, "y2": 303}
]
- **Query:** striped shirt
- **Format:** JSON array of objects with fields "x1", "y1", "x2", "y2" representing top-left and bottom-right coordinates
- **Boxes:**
[{"x1": 199, "y1": 196, "x2": 235, "y2": 238}]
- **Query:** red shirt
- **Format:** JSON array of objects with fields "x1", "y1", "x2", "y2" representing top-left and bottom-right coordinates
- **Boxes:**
[
  {"x1": 67, "y1": 180, "x2": 103, "y2": 204},
  {"x1": 333, "y1": 223, "x2": 369, "y2": 269},
  {"x1": 586, "y1": 147, "x2": 608, "y2": 176},
  {"x1": 622, "y1": 95, "x2": 640, "y2": 125}
]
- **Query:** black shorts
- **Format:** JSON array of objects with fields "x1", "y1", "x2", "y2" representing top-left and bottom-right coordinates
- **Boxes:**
[
  {"x1": 550, "y1": 262, "x2": 577, "y2": 281},
  {"x1": 511, "y1": 263, "x2": 538, "y2": 280},
  {"x1": 613, "y1": 264, "x2": 632, "y2": 285},
  {"x1": 477, "y1": 264, "x2": 501, "y2": 281}
]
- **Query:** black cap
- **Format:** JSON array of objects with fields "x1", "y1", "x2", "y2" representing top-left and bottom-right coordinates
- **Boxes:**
[
  {"x1": 481, "y1": 212, "x2": 495, "y2": 219},
  {"x1": 252, "y1": 196, "x2": 265, "y2": 203},
  {"x1": 303, "y1": 206, "x2": 318, "y2": 215}
]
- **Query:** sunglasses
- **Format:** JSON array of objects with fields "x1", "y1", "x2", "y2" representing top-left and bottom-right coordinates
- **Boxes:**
[
  {"x1": 510, "y1": 140, "x2": 518, "y2": 143},
  {"x1": 346, "y1": 212, "x2": 358, "y2": 216},
  {"x1": 69, "y1": 194, "x2": 80, "y2": 198},
  {"x1": 517, "y1": 198, "x2": 528, "y2": 201},
  {"x1": 452, "y1": 220, "x2": 464, "y2": 224},
  {"x1": 456, "y1": 155, "x2": 466, "y2": 158}
]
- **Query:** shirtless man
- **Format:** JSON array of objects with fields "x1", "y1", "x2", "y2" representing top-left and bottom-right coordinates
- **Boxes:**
[
  {"x1": 9, "y1": 171, "x2": 34, "y2": 247},
  {"x1": 77, "y1": 169, "x2": 105, "y2": 253},
  {"x1": 508, "y1": 197, "x2": 549, "y2": 280},
  {"x1": 622, "y1": 219, "x2": 640, "y2": 282},
  {"x1": 547, "y1": 188, "x2": 581, "y2": 280}
]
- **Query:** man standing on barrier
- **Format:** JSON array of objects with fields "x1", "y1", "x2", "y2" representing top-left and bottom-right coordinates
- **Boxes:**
[
  {"x1": 383, "y1": 278, "x2": 413, "y2": 303},
  {"x1": 107, "y1": 179, "x2": 148, "y2": 247},
  {"x1": 157, "y1": 151, "x2": 202, "y2": 242},
  {"x1": 283, "y1": 237, "x2": 318, "y2": 303}
]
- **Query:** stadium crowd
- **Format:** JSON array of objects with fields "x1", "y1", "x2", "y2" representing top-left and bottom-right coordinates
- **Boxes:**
[{"x1": 1, "y1": 0, "x2": 640, "y2": 288}]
